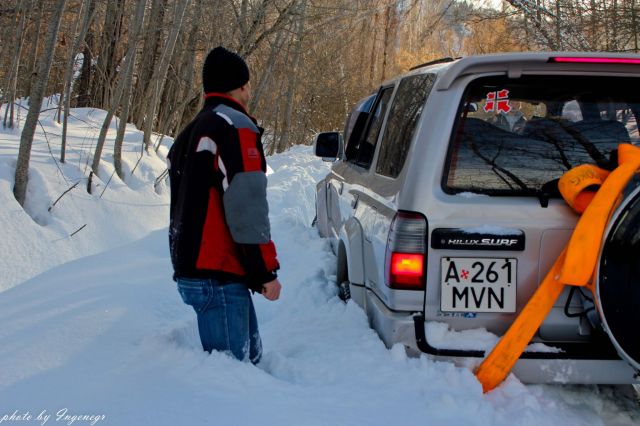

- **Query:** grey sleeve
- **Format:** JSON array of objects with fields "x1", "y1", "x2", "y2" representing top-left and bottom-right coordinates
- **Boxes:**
[{"x1": 223, "y1": 171, "x2": 271, "y2": 244}]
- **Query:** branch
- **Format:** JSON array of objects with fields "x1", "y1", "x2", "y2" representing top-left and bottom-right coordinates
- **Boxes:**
[
  {"x1": 70, "y1": 224, "x2": 87, "y2": 237},
  {"x1": 48, "y1": 181, "x2": 79, "y2": 211}
]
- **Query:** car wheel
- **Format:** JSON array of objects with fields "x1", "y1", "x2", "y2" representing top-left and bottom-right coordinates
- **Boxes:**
[
  {"x1": 597, "y1": 183, "x2": 640, "y2": 372},
  {"x1": 338, "y1": 280, "x2": 351, "y2": 302},
  {"x1": 336, "y1": 244, "x2": 350, "y2": 302}
]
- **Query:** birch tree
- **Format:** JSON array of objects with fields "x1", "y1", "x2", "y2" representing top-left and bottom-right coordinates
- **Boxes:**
[
  {"x1": 141, "y1": 0, "x2": 191, "y2": 152},
  {"x1": 13, "y1": 0, "x2": 68, "y2": 207},
  {"x1": 3, "y1": 0, "x2": 29, "y2": 129},
  {"x1": 24, "y1": 0, "x2": 44, "y2": 96},
  {"x1": 96, "y1": 0, "x2": 125, "y2": 109},
  {"x1": 132, "y1": 0, "x2": 167, "y2": 126},
  {"x1": 90, "y1": 0, "x2": 147, "y2": 190},
  {"x1": 274, "y1": 0, "x2": 307, "y2": 154},
  {"x1": 61, "y1": 0, "x2": 96, "y2": 163},
  {"x1": 154, "y1": 0, "x2": 203, "y2": 151}
]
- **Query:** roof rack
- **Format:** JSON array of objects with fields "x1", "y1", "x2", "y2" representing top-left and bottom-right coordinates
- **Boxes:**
[{"x1": 410, "y1": 57, "x2": 459, "y2": 71}]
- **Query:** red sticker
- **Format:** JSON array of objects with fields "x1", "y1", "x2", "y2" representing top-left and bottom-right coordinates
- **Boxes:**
[{"x1": 484, "y1": 89, "x2": 512, "y2": 114}]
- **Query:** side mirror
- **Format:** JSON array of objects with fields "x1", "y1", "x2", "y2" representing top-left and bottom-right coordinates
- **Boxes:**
[{"x1": 313, "y1": 132, "x2": 342, "y2": 161}]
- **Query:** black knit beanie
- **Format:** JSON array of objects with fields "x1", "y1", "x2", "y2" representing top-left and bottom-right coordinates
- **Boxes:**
[{"x1": 202, "y1": 46, "x2": 250, "y2": 94}]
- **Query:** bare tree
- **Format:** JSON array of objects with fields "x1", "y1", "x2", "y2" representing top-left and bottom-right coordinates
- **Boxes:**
[
  {"x1": 141, "y1": 0, "x2": 191, "y2": 152},
  {"x1": 154, "y1": 0, "x2": 203, "y2": 152},
  {"x1": 96, "y1": 0, "x2": 125, "y2": 109},
  {"x1": 24, "y1": 0, "x2": 44, "y2": 96},
  {"x1": 61, "y1": 0, "x2": 96, "y2": 163},
  {"x1": 90, "y1": 0, "x2": 147, "y2": 190},
  {"x1": 13, "y1": 0, "x2": 68, "y2": 206},
  {"x1": 3, "y1": 0, "x2": 30, "y2": 129},
  {"x1": 248, "y1": 28, "x2": 287, "y2": 111},
  {"x1": 274, "y1": 0, "x2": 308, "y2": 154},
  {"x1": 75, "y1": 29, "x2": 93, "y2": 108},
  {"x1": 132, "y1": 0, "x2": 167, "y2": 126}
]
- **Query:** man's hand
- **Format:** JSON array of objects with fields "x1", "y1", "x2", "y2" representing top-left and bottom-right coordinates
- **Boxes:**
[{"x1": 262, "y1": 279, "x2": 281, "y2": 301}]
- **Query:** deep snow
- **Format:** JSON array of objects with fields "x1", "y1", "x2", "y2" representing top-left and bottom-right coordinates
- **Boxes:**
[
  {"x1": 0, "y1": 99, "x2": 170, "y2": 291},
  {"x1": 0, "y1": 102, "x2": 639, "y2": 425}
]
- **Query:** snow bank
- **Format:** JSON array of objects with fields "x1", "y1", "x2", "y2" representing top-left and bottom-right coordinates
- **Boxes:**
[
  {"x1": 426, "y1": 322, "x2": 563, "y2": 353},
  {"x1": 0, "y1": 100, "x2": 170, "y2": 291}
]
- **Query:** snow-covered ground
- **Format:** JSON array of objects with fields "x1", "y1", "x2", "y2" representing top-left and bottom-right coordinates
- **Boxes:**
[
  {"x1": 0, "y1": 102, "x2": 639, "y2": 425},
  {"x1": 0, "y1": 98, "x2": 170, "y2": 291}
]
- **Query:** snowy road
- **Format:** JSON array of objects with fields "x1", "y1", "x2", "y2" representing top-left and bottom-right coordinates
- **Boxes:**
[{"x1": 0, "y1": 146, "x2": 639, "y2": 425}]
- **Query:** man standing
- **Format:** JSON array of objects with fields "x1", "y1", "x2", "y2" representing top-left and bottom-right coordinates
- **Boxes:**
[{"x1": 168, "y1": 47, "x2": 281, "y2": 364}]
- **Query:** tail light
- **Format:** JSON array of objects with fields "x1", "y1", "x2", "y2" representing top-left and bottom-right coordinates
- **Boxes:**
[{"x1": 385, "y1": 211, "x2": 428, "y2": 290}]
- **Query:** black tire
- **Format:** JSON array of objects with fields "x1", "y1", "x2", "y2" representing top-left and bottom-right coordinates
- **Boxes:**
[
  {"x1": 338, "y1": 280, "x2": 351, "y2": 302},
  {"x1": 597, "y1": 183, "x2": 640, "y2": 371},
  {"x1": 336, "y1": 244, "x2": 350, "y2": 302}
]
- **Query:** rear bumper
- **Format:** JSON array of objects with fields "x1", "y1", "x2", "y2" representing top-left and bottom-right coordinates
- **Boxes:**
[{"x1": 366, "y1": 290, "x2": 640, "y2": 385}]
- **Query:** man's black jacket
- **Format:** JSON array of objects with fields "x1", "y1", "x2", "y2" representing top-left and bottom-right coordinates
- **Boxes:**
[{"x1": 168, "y1": 94, "x2": 279, "y2": 291}]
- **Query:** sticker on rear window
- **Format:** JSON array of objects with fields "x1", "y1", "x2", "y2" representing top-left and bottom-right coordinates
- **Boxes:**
[{"x1": 484, "y1": 89, "x2": 511, "y2": 114}]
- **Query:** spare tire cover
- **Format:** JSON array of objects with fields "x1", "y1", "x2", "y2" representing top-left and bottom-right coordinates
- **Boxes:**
[{"x1": 597, "y1": 178, "x2": 640, "y2": 371}]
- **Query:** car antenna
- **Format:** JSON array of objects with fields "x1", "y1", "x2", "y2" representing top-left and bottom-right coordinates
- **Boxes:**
[{"x1": 410, "y1": 57, "x2": 459, "y2": 71}]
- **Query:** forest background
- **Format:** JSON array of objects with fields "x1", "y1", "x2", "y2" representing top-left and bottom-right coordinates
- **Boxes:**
[{"x1": 2, "y1": 0, "x2": 640, "y2": 206}]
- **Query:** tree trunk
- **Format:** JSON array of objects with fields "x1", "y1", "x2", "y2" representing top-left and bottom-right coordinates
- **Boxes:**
[
  {"x1": 156, "y1": 0, "x2": 201, "y2": 147},
  {"x1": 612, "y1": 0, "x2": 618, "y2": 50},
  {"x1": 3, "y1": 0, "x2": 29, "y2": 129},
  {"x1": 25, "y1": 0, "x2": 44, "y2": 96},
  {"x1": 113, "y1": 53, "x2": 136, "y2": 180},
  {"x1": 381, "y1": 5, "x2": 392, "y2": 81},
  {"x1": 61, "y1": 0, "x2": 96, "y2": 163},
  {"x1": 141, "y1": 0, "x2": 191, "y2": 152},
  {"x1": 633, "y1": 0, "x2": 639, "y2": 52},
  {"x1": 56, "y1": 0, "x2": 85, "y2": 124},
  {"x1": 555, "y1": 1, "x2": 562, "y2": 50},
  {"x1": 132, "y1": 0, "x2": 167, "y2": 126},
  {"x1": 90, "y1": 0, "x2": 147, "y2": 189},
  {"x1": 76, "y1": 30, "x2": 93, "y2": 108},
  {"x1": 155, "y1": 32, "x2": 185, "y2": 139},
  {"x1": 249, "y1": 28, "x2": 286, "y2": 112},
  {"x1": 96, "y1": 0, "x2": 125, "y2": 109},
  {"x1": 368, "y1": 11, "x2": 380, "y2": 87},
  {"x1": 276, "y1": 0, "x2": 307, "y2": 154},
  {"x1": 14, "y1": 0, "x2": 68, "y2": 206}
]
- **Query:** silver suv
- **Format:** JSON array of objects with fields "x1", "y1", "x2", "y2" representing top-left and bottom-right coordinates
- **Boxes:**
[{"x1": 313, "y1": 52, "x2": 640, "y2": 385}]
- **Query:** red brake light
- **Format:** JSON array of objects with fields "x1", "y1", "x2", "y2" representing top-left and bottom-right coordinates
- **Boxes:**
[
  {"x1": 390, "y1": 253, "x2": 424, "y2": 287},
  {"x1": 549, "y1": 57, "x2": 640, "y2": 65},
  {"x1": 385, "y1": 211, "x2": 427, "y2": 290}
]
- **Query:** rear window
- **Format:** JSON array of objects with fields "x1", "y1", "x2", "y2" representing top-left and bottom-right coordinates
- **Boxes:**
[{"x1": 444, "y1": 75, "x2": 640, "y2": 196}]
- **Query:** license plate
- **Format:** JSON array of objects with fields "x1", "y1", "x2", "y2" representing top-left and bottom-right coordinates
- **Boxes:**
[{"x1": 440, "y1": 257, "x2": 517, "y2": 313}]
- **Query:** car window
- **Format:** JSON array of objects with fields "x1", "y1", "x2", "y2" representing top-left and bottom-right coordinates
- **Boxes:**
[
  {"x1": 445, "y1": 75, "x2": 640, "y2": 196},
  {"x1": 344, "y1": 94, "x2": 375, "y2": 161},
  {"x1": 350, "y1": 87, "x2": 394, "y2": 168},
  {"x1": 376, "y1": 73, "x2": 436, "y2": 178}
]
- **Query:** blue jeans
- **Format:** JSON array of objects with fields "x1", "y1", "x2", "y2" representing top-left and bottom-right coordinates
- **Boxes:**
[{"x1": 176, "y1": 277, "x2": 262, "y2": 364}]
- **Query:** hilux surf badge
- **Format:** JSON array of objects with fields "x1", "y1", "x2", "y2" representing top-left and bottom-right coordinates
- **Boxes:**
[{"x1": 431, "y1": 228, "x2": 525, "y2": 251}]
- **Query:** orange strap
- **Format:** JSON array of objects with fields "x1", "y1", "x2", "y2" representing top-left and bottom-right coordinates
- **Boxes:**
[
  {"x1": 558, "y1": 164, "x2": 610, "y2": 213},
  {"x1": 475, "y1": 250, "x2": 567, "y2": 393},
  {"x1": 475, "y1": 144, "x2": 640, "y2": 393}
]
